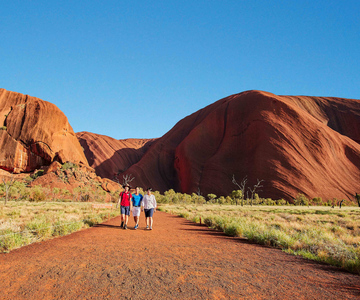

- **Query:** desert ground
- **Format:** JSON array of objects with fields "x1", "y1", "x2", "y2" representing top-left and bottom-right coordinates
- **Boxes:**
[{"x1": 0, "y1": 211, "x2": 359, "y2": 299}]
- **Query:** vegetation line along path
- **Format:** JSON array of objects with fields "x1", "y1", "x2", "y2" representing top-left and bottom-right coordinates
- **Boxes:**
[
  {"x1": 159, "y1": 204, "x2": 360, "y2": 274},
  {"x1": 0, "y1": 211, "x2": 359, "y2": 299}
]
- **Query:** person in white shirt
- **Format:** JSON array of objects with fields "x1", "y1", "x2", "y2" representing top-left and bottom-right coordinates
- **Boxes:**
[{"x1": 141, "y1": 187, "x2": 157, "y2": 230}]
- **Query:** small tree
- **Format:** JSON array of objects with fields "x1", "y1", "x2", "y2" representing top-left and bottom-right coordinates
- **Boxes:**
[
  {"x1": 248, "y1": 179, "x2": 264, "y2": 206},
  {"x1": 230, "y1": 190, "x2": 243, "y2": 206},
  {"x1": 207, "y1": 193, "x2": 217, "y2": 203},
  {"x1": 2, "y1": 174, "x2": 15, "y2": 205},
  {"x1": 52, "y1": 187, "x2": 60, "y2": 201},
  {"x1": 294, "y1": 193, "x2": 309, "y2": 206},
  {"x1": 232, "y1": 175, "x2": 247, "y2": 199},
  {"x1": 218, "y1": 196, "x2": 226, "y2": 205},
  {"x1": 122, "y1": 174, "x2": 135, "y2": 186},
  {"x1": 355, "y1": 193, "x2": 360, "y2": 208}
]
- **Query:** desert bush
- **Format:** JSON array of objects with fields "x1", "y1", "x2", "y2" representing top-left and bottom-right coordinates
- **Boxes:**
[
  {"x1": 0, "y1": 231, "x2": 28, "y2": 252},
  {"x1": 207, "y1": 194, "x2": 217, "y2": 204},
  {"x1": 294, "y1": 194, "x2": 309, "y2": 206},
  {"x1": 161, "y1": 204, "x2": 360, "y2": 274},
  {"x1": 25, "y1": 218, "x2": 52, "y2": 238},
  {"x1": 31, "y1": 170, "x2": 44, "y2": 180},
  {"x1": 61, "y1": 162, "x2": 78, "y2": 171},
  {"x1": 276, "y1": 199, "x2": 288, "y2": 206},
  {"x1": 29, "y1": 186, "x2": 46, "y2": 202},
  {"x1": 230, "y1": 190, "x2": 243, "y2": 206}
]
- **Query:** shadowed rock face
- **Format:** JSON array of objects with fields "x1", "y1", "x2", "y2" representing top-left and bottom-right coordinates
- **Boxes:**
[
  {"x1": 0, "y1": 89, "x2": 88, "y2": 173},
  {"x1": 76, "y1": 131, "x2": 156, "y2": 181},
  {"x1": 80, "y1": 90, "x2": 360, "y2": 201}
]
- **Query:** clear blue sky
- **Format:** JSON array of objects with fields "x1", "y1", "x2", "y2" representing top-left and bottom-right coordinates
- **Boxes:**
[{"x1": 1, "y1": 1, "x2": 359, "y2": 139}]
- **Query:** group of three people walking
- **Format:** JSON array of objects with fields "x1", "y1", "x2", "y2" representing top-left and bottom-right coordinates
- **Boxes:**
[{"x1": 116, "y1": 184, "x2": 157, "y2": 230}]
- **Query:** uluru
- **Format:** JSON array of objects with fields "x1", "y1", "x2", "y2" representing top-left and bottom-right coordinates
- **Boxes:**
[
  {"x1": 1, "y1": 88, "x2": 360, "y2": 202},
  {"x1": 76, "y1": 131, "x2": 156, "y2": 180},
  {"x1": 79, "y1": 90, "x2": 360, "y2": 201},
  {"x1": 0, "y1": 88, "x2": 88, "y2": 173}
]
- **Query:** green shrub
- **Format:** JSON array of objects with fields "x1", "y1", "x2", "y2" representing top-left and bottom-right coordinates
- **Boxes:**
[
  {"x1": 31, "y1": 170, "x2": 44, "y2": 180},
  {"x1": 294, "y1": 194, "x2": 309, "y2": 206},
  {"x1": 26, "y1": 219, "x2": 52, "y2": 238},
  {"x1": 61, "y1": 162, "x2": 78, "y2": 170},
  {"x1": 29, "y1": 186, "x2": 46, "y2": 202},
  {"x1": 0, "y1": 231, "x2": 27, "y2": 252}
]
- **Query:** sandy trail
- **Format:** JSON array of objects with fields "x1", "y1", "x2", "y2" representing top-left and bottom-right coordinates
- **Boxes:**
[{"x1": 0, "y1": 211, "x2": 359, "y2": 299}]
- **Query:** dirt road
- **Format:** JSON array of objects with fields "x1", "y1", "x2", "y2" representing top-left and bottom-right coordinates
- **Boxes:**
[{"x1": 0, "y1": 211, "x2": 359, "y2": 299}]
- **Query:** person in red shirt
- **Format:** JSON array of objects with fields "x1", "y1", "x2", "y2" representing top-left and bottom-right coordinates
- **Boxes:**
[{"x1": 116, "y1": 184, "x2": 132, "y2": 229}]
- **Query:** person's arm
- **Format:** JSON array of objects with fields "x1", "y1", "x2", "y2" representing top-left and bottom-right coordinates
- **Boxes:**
[
  {"x1": 130, "y1": 194, "x2": 133, "y2": 210},
  {"x1": 153, "y1": 195, "x2": 157, "y2": 212},
  {"x1": 141, "y1": 195, "x2": 145, "y2": 211},
  {"x1": 116, "y1": 192, "x2": 122, "y2": 208}
]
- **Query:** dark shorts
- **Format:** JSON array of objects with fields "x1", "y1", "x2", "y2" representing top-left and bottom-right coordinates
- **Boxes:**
[
  {"x1": 120, "y1": 206, "x2": 130, "y2": 216},
  {"x1": 144, "y1": 208, "x2": 154, "y2": 218}
]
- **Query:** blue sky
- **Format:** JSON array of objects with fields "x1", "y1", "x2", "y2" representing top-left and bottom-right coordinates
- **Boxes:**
[{"x1": 1, "y1": 1, "x2": 359, "y2": 139}]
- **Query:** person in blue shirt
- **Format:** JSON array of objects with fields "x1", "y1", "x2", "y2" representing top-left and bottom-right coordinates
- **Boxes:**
[{"x1": 131, "y1": 186, "x2": 143, "y2": 229}]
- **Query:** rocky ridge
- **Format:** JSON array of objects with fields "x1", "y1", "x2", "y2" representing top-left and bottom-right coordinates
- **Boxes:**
[{"x1": 80, "y1": 90, "x2": 360, "y2": 201}]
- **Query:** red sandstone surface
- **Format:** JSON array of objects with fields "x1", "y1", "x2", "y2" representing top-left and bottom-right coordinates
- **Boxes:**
[
  {"x1": 80, "y1": 90, "x2": 360, "y2": 201},
  {"x1": 76, "y1": 131, "x2": 156, "y2": 180},
  {"x1": 0, "y1": 89, "x2": 88, "y2": 173},
  {"x1": 0, "y1": 212, "x2": 359, "y2": 299}
]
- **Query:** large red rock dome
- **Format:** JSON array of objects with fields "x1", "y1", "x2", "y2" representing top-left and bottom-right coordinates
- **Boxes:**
[
  {"x1": 0, "y1": 89, "x2": 88, "y2": 173},
  {"x1": 80, "y1": 90, "x2": 360, "y2": 201}
]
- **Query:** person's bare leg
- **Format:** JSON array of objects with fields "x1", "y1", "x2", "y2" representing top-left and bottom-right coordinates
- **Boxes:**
[{"x1": 150, "y1": 217, "x2": 153, "y2": 228}]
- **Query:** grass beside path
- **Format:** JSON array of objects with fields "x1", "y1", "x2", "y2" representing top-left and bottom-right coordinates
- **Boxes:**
[
  {"x1": 0, "y1": 201, "x2": 119, "y2": 252},
  {"x1": 159, "y1": 204, "x2": 360, "y2": 274}
]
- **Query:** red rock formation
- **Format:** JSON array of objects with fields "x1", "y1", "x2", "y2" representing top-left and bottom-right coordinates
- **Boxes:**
[
  {"x1": 170, "y1": 91, "x2": 360, "y2": 201},
  {"x1": 0, "y1": 89, "x2": 88, "y2": 173},
  {"x1": 82, "y1": 90, "x2": 360, "y2": 201},
  {"x1": 76, "y1": 131, "x2": 156, "y2": 181}
]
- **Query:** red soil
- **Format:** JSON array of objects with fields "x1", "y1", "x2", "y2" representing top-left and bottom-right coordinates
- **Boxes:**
[{"x1": 1, "y1": 211, "x2": 359, "y2": 299}]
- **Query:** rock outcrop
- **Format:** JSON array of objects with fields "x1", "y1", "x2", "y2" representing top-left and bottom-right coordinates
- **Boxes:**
[
  {"x1": 0, "y1": 89, "x2": 88, "y2": 173},
  {"x1": 76, "y1": 131, "x2": 156, "y2": 181},
  {"x1": 80, "y1": 90, "x2": 360, "y2": 201}
]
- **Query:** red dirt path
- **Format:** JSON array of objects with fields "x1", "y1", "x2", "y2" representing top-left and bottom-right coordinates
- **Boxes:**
[{"x1": 1, "y1": 211, "x2": 359, "y2": 299}]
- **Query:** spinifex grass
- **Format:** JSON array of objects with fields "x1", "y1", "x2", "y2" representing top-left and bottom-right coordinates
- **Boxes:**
[
  {"x1": 0, "y1": 201, "x2": 119, "y2": 252},
  {"x1": 159, "y1": 204, "x2": 360, "y2": 274}
]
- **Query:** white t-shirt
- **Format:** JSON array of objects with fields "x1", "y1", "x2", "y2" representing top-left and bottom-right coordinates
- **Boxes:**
[{"x1": 142, "y1": 194, "x2": 157, "y2": 209}]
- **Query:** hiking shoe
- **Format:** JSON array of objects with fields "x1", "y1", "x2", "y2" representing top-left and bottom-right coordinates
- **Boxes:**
[
  {"x1": 124, "y1": 224, "x2": 127, "y2": 230},
  {"x1": 146, "y1": 225, "x2": 149, "y2": 229},
  {"x1": 134, "y1": 224, "x2": 138, "y2": 230},
  {"x1": 150, "y1": 226, "x2": 152, "y2": 230},
  {"x1": 120, "y1": 222, "x2": 124, "y2": 228}
]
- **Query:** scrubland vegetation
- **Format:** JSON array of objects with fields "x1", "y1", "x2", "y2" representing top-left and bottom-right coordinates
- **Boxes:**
[
  {"x1": 1, "y1": 177, "x2": 359, "y2": 275},
  {"x1": 159, "y1": 204, "x2": 360, "y2": 274},
  {"x1": 0, "y1": 201, "x2": 119, "y2": 252},
  {"x1": 0, "y1": 169, "x2": 121, "y2": 252}
]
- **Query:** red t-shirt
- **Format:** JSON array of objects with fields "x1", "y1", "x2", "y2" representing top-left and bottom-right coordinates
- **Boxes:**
[{"x1": 120, "y1": 191, "x2": 132, "y2": 206}]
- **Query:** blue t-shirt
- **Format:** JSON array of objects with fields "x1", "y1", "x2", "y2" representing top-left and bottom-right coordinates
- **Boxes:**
[{"x1": 132, "y1": 194, "x2": 143, "y2": 207}]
